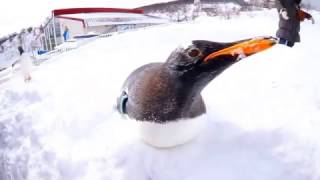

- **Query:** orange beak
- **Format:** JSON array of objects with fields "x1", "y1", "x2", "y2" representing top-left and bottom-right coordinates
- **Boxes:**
[{"x1": 204, "y1": 37, "x2": 277, "y2": 62}]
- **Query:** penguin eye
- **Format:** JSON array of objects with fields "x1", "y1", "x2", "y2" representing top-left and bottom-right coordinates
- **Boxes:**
[{"x1": 187, "y1": 48, "x2": 201, "y2": 58}]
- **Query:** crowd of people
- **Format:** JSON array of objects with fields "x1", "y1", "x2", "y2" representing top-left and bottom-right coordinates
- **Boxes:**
[{"x1": 0, "y1": 27, "x2": 43, "y2": 82}]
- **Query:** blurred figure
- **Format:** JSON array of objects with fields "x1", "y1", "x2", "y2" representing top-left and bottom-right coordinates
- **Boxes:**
[
  {"x1": 63, "y1": 25, "x2": 70, "y2": 42},
  {"x1": 16, "y1": 28, "x2": 34, "y2": 83},
  {"x1": 31, "y1": 27, "x2": 42, "y2": 57},
  {"x1": 0, "y1": 45, "x2": 4, "y2": 53},
  {"x1": 276, "y1": 0, "x2": 314, "y2": 47}
]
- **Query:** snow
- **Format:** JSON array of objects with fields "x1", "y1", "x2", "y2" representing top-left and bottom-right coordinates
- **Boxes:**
[
  {"x1": 202, "y1": 2, "x2": 241, "y2": 10},
  {"x1": 1, "y1": 10, "x2": 320, "y2": 180}
]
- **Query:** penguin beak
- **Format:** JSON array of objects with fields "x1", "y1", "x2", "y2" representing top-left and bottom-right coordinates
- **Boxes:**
[{"x1": 204, "y1": 36, "x2": 277, "y2": 62}]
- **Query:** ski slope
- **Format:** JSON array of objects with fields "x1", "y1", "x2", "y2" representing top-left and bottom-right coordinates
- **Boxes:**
[{"x1": 1, "y1": 10, "x2": 320, "y2": 180}]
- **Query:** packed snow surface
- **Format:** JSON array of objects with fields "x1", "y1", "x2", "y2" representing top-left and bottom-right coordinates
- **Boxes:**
[{"x1": 1, "y1": 10, "x2": 320, "y2": 180}]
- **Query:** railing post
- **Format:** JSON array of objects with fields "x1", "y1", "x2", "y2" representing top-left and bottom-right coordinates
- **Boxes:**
[{"x1": 52, "y1": 16, "x2": 58, "y2": 49}]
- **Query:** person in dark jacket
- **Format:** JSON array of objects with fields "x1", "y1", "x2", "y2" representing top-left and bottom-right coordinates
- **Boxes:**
[{"x1": 276, "y1": 0, "x2": 314, "y2": 47}]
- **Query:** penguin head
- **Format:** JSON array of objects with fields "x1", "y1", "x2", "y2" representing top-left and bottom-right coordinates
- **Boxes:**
[
  {"x1": 116, "y1": 36, "x2": 276, "y2": 121},
  {"x1": 166, "y1": 36, "x2": 276, "y2": 83}
]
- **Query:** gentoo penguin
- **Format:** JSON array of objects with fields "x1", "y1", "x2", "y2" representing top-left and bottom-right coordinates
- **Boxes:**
[{"x1": 116, "y1": 36, "x2": 276, "y2": 148}]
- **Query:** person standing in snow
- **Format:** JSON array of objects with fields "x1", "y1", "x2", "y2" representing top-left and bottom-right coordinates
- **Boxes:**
[
  {"x1": 276, "y1": 0, "x2": 315, "y2": 47},
  {"x1": 16, "y1": 28, "x2": 34, "y2": 82},
  {"x1": 63, "y1": 25, "x2": 70, "y2": 42},
  {"x1": 31, "y1": 28, "x2": 42, "y2": 57},
  {"x1": 17, "y1": 33, "x2": 24, "y2": 56}
]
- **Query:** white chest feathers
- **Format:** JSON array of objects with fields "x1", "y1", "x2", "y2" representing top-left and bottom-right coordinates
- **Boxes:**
[{"x1": 136, "y1": 115, "x2": 207, "y2": 148}]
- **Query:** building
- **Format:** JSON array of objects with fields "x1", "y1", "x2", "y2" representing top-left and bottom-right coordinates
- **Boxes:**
[{"x1": 42, "y1": 7, "x2": 169, "y2": 51}]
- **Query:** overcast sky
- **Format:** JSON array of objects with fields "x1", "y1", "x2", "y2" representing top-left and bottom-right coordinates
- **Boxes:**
[
  {"x1": 304, "y1": 0, "x2": 320, "y2": 7},
  {"x1": 0, "y1": 0, "x2": 319, "y2": 37}
]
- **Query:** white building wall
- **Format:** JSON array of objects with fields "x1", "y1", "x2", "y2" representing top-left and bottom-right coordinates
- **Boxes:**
[
  {"x1": 84, "y1": 25, "x2": 117, "y2": 34},
  {"x1": 58, "y1": 18, "x2": 85, "y2": 39}
]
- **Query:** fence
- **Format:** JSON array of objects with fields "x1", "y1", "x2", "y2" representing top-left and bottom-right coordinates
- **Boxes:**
[{"x1": 0, "y1": 25, "x2": 161, "y2": 82}]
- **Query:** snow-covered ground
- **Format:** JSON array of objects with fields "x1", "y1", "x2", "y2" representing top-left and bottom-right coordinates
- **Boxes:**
[{"x1": 1, "y1": 10, "x2": 320, "y2": 180}]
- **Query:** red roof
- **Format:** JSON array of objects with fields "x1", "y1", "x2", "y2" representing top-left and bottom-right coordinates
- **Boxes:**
[{"x1": 52, "y1": 8, "x2": 144, "y2": 16}]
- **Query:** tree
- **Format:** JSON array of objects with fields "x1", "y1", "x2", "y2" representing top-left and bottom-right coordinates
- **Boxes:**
[
  {"x1": 192, "y1": 0, "x2": 202, "y2": 19},
  {"x1": 264, "y1": 0, "x2": 276, "y2": 9}
]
